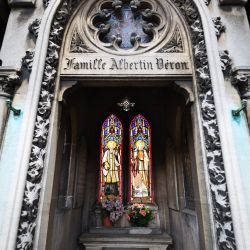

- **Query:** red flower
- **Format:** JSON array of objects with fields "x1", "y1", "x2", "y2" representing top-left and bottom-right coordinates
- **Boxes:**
[
  {"x1": 126, "y1": 214, "x2": 131, "y2": 221},
  {"x1": 139, "y1": 210, "x2": 146, "y2": 217}
]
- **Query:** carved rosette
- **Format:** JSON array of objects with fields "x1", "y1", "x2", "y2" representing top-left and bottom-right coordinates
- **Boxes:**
[
  {"x1": 16, "y1": 0, "x2": 236, "y2": 249},
  {"x1": 212, "y1": 17, "x2": 225, "y2": 38},
  {"x1": 29, "y1": 19, "x2": 41, "y2": 38}
]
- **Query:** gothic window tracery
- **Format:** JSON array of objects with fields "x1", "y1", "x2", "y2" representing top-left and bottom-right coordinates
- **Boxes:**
[
  {"x1": 85, "y1": 0, "x2": 168, "y2": 54},
  {"x1": 99, "y1": 114, "x2": 153, "y2": 204}
]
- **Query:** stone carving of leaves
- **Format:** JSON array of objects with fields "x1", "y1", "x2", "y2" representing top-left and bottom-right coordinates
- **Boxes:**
[
  {"x1": 70, "y1": 29, "x2": 95, "y2": 53},
  {"x1": 24, "y1": 181, "x2": 41, "y2": 206},
  {"x1": 157, "y1": 26, "x2": 183, "y2": 53}
]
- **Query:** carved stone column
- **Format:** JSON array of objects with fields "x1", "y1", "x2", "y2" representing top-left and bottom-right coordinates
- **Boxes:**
[
  {"x1": 232, "y1": 67, "x2": 250, "y2": 127},
  {"x1": 0, "y1": 67, "x2": 21, "y2": 145}
]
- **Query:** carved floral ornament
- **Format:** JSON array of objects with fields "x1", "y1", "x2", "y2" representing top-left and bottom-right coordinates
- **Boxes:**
[{"x1": 16, "y1": 0, "x2": 236, "y2": 249}]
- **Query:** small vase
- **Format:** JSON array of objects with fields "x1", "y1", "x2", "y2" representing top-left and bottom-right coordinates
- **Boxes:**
[{"x1": 102, "y1": 216, "x2": 113, "y2": 227}]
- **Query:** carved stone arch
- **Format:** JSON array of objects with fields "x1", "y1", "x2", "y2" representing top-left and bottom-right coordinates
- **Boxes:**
[
  {"x1": 15, "y1": 0, "x2": 236, "y2": 250},
  {"x1": 62, "y1": 0, "x2": 190, "y2": 57}
]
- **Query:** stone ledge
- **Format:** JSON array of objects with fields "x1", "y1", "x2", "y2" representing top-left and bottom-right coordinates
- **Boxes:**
[
  {"x1": 219, "y1": 0, "x2": 247, "y2": 6},
  {"x1": 8, "y1": 0, "x2": 35, "y2": 7},
  {"x1": 79, "y1": 233, "x2": 172, "y2": 250},
  {"x1": 89, "y1": 227, "x2": 162, "y2": 235}
]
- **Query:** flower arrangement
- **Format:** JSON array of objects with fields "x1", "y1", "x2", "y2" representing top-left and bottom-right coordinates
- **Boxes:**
[
  {"x1": 126, "y1": 203, "x2": 154, "y2": 227},
  {"x1": 101, "y1": 194, "x2": 124, "y2": 224}
]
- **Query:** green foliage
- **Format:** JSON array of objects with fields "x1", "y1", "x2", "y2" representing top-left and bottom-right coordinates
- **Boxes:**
[{"x1": 126, "y1": 203, "x2": 154, "y2": 227}]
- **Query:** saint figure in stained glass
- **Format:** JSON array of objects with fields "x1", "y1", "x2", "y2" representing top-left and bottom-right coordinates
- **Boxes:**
[
  {"x1": 100, "y1": 114, "x2": 122, "y2": 201},
  {"x1": 129, "y1": 114, "x2": 152, "y2": 203}
]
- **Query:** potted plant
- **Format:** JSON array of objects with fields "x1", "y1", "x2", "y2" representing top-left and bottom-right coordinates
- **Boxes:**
[
  {"x1": 101, "y1": 194, "x2": 124, "y2": 226},
  {"x1": 126, "y1": 203, "x2": 154, "y2": 227}
]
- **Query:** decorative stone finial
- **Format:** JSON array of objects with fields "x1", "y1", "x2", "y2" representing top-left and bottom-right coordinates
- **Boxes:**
[
  {"x1": 219, "y1": 50, "x2": 232, "y2": 76},
  {"x1": 29, "y1": 19, "x2": 41, "y2": 38},
  {"x1": 212, "y1": 17, "x2": 225, "y2": 38},
  {"x1": 43, "y1": 0, "x2": 50, "y2": 8},
  {"x1": 21, "y1": 49, "x2": 35, "y2": 72},
  {"x1": 203, "y1": 0, "x2": 211, "y2": 5},
  {"x1": 0, "y1": 67, "x2": 21, "y2": 97},
  {"x1": 232, "y1": 71, "x2": 250, "y2": 99},
  {"x1": 117, "y1": 98, "x2": 135, "y2": 111}
]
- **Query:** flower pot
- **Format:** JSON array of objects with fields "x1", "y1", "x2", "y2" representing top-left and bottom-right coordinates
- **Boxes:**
[{"x1": 102, "y1": 216, "x2": 113, "y2": 227}]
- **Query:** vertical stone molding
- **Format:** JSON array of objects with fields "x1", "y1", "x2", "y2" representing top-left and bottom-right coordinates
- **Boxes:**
[
  {"x1": 232, "y1": 67, "x2": 250, "y2": 126},
  {"x1": 0, "y1": 67, "x2": 21, "y2": 145}
]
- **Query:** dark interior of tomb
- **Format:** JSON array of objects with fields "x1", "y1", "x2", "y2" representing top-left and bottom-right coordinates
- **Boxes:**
[{"x1": 47, "y1": 83, "x2": 200, "y2": 250}]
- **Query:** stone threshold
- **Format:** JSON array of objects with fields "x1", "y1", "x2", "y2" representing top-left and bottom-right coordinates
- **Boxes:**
[
  {"x1": 89, "y1": 227, "x2": 162, "y2": 235},
  {"x1": 79, "y1": 232, "x2": 172, "y2": 250}
]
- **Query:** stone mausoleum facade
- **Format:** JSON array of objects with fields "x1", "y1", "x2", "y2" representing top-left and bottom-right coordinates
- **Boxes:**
[{"x1": 0, "y1": 0, "x2": 250, "y2": 249}]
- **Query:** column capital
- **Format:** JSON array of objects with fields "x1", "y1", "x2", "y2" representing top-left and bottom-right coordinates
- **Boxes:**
[{"x1": 0, "y1": 67, "x2": 21, "y2": 98}]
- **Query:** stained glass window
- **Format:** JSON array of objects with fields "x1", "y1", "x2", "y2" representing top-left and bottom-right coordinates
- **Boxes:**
[
  {"x1": 99, "y1": 114, "x2": 123, "y2": 201},
  {"x1": 129, "y1": 114, "x2": 152, "y2": 203}
]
